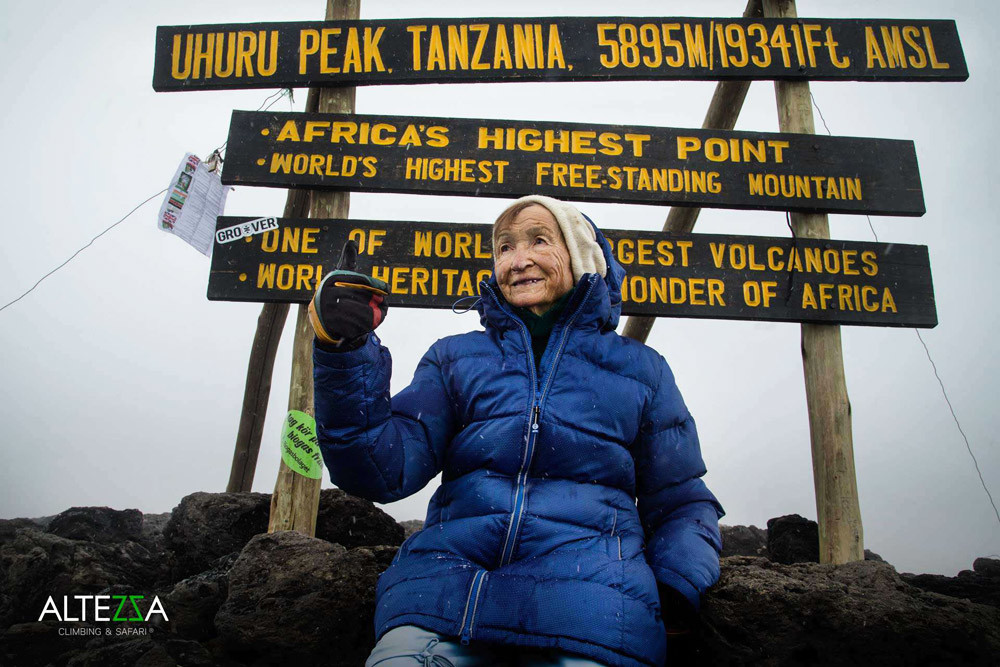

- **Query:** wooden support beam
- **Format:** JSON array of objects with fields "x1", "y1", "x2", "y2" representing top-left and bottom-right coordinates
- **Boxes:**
[
  {"x1": 226, "y1": 89, "x2": 321, "y2": 494},
  {"x1": 763, "y1": 0, "x2": 863, "y2": 564},
  {"x1": 226, "y1": 301, "x2": 289, "y2": 492},
  {"x1": 267, "y1": 0, "x2": 360, "y2": 536},
  {"x1": 622, "y1": 0, "x2": 761, "y2": 343}
]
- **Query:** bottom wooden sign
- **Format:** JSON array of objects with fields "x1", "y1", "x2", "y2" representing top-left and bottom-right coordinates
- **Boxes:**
[{"x1": 208, "y1": 217, "x2": 936, "y2": 328}]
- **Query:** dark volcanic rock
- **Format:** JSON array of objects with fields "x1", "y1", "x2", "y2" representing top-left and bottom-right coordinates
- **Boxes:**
[
  {"x1": 699, "y1": 556, "x2": 1000, "y2": 665},
  {"x1": 767, "y1": 514, "x2": 820, "y2": 564},
  {"x1": 901, "y1": 559, "x2": 1000, "y2": 610},
  {"x1": 399, "y1": 520, "x2": 424, "y2": 539},
  {"x1": 315, "y1": 488, "x2": 404, "y2": 548},
  {"x1": 163, "y1": 492, "x2": 270, "y2": 579},
  {"x1": 0, "y1": 525, "x2": 165, "y2": 627},
  {"x1": 12, "y1": 493, "x2": 999, "y2": 667},
  {"x1": 720, "y1": 524, "x2": 767, "y2": 557},
  {"x1": 163, "y1": 491, "x2": 401, "y2": 580},
  {"x1": 160, "y1": 638, "x2": 217, "y2": 666},
  {"x1": 215, "y1": 531, "x2": 389, "y2": 666},
  {"x1": 139, "y1": 512, "x2": 172, "y2": 553},
  {"x1": 47, "y1": 506, "x2": 143, "y2": 543},
  {"x1": 64, "y1": 638, "x2": 161, "y2": 667},
  {"x1": 0, "y1": 518, "x2": 39, "y2": 539},
  {"x1": 0, "y1": 621, "x2": 87, "y2": 667},
  {"x1": 864, "y1": 549, "x2": 884, "y2": 562},
  {"x1": 162, "y1": 552, "x2": 238, "y2": 640},
  {"x1": 974, "y1": 557, "x2": 1000, "y2": 578}
]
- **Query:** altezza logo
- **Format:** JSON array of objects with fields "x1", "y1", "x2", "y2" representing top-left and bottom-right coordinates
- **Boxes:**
[{"x1": 38, "y1": 595, "x2": 168, "y2": 622}]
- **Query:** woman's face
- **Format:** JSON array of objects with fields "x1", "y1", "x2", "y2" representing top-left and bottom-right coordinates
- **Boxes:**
[{"x1": 494, "y1": 205, "x2": 574, "y2": 316}]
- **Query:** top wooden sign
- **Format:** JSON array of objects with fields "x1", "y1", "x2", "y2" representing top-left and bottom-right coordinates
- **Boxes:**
[{"x1": 152, "y1": 17, "x2": 968, "y2": 91}]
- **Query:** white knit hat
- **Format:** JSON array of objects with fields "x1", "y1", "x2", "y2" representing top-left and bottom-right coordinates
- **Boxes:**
[{"x1": 494, "y1": 195, "x2": 608, "y2": 282}]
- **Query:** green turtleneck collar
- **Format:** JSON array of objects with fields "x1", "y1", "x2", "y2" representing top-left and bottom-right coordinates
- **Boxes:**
[{"x1": 512, "y1": 288, "x2": 575, "y2": 371}]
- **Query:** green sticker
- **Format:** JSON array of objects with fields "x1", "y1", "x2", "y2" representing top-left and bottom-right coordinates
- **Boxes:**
[{"x1": 280, "y1": 410, "x2": 323, "y2": 479}]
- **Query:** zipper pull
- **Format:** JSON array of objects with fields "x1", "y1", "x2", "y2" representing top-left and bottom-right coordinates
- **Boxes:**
[
  {"x1": 460, "y1": 628, "x2": 471, "y2": 645},
  {"x1": 531, "y1": 405, "x2": 540, "y2": 433}
]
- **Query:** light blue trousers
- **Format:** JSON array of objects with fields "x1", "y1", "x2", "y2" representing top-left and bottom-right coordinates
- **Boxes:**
[{"x1": 366, "y1": 625, "x2": 609, "y2": 666}]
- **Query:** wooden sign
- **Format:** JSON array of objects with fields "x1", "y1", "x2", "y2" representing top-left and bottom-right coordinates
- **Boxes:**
[
  {"x1": 153, "y1": 17, "x2": 967, "y2": 91},
  {"x1": 221, "y1": 111, "x2": 924, "y2": 217},
  {"x1": 208, "y1": 217, "x2": 937, "y2": 328}
]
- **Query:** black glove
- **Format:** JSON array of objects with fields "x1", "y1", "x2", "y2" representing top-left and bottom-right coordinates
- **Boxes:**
[
  {"x1": 659, "y1": 584, "x2": 697, "y2": 637},
  {"x1": 308, "y1": 241, "x2": 389, "y2": 351}
]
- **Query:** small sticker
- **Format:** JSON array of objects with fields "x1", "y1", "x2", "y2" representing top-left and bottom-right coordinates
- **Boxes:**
[
  {"x1": 215, "y1": 217, "x2": 279, "y2": 245},
  {"x1": 280, "y1": 410, "x2": 323, "y2": 479}
]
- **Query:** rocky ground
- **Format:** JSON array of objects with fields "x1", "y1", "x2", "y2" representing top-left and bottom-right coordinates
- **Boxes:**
[{"x1": 1, "y1": 498, "x2": 997, "y2": 666}]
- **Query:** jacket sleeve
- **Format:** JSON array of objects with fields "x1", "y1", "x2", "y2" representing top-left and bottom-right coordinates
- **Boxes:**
[
  {"x1": 633, "y1": 355, "x2": 724, "y2": 610},
  {"x1": 313, "y1": 333, "x2": 456, "y2": 504}
]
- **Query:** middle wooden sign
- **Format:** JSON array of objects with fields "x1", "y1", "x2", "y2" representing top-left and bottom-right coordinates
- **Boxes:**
[{"x1": 221, "y1": 111, "x2": 924, "y2": 216}]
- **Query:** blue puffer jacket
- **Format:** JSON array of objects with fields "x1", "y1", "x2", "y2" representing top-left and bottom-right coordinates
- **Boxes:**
[{"x1": 314, "y1": 222, "x2": 723, "y2": 667}]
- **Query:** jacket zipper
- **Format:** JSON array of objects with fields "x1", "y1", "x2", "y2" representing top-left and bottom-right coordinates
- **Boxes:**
[
  {"x1": 498, "y1": 403, "x2": 540, "y2": 566},
  {"x1": 491, "y1": 276, "x2": 599, "y2": 568},
  {"x1": 465, "y1": 277, "x2": 598, "y2": 641},
  {"x1": 459, "y1": 570, "x2": 488, "y2": 645}
]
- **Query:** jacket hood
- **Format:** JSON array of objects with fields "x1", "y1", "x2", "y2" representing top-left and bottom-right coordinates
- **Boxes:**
[{"x1": 478, "y1": 213, "x2": 626, "y2": 332}]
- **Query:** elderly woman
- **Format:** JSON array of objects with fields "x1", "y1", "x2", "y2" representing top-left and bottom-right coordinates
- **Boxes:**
[{"x1": 309, "y1": 195, "x2": 723, "y2": 667}]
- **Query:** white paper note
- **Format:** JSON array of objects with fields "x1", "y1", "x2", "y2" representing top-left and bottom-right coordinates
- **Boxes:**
[{"x1": 157, "y1": 153, "x2": 231, "y2": 256}]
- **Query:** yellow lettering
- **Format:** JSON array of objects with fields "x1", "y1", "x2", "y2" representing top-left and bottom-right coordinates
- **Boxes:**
[
  {"x1": 320, "y1": 28, "x2": 341, "y2": 74},
  {"x1": 258, "y1": 31, "x2": 277, "y2": 76},
  {"x1": 924, "y1": 26, "x2": 950, "y2": 69},
  {"x1": 364, "y1": 27, "x2": 386, "y2": 72},
  {"x1": 493, "y1": 24, "x2": 512, "y2": 69},
  {"x1": 513, "y1": 25, "x2": 536, "y2": 68},
  {"x1": 299, "y1": 30, "x2": 319, "y2": 74},
  {"x1": 412, "y1": 267, "x2": 429, "y2": 295},
  {"x1": 637, "y1": 239, "x2": 655, "y2": 266},
  {"x1": 708, "y1": 279, "x2": 726, "y2": 306},
  {"x1": 882, "y1": 287, "x2": 897, "y2": 312},
  {"x1": 343, "y1": 28, "x2": 363, "y2": 73},
  {"x1": 683, "y1": 24, "x2": 707, "y2": 67},
  {"x1": 408, "y1": 26, "x2": 426, "y2": 70},
  {"x1": 656, "y1": 240, "x2": 674, "y2": 266},
  {"x1": 861, "y1": 251, "x2": 878, "y2": 276},
  {"x1": 414, "y1": 231, "x2": 432, "y2": 257},
  {"x1": 547, "y1": 24, "x2": 567, "y2": 68},
  {"x1": 865, "y1": 26, "x2": 887, "y2": 68},
  {"x1": 295, "y1": 264, "x2": 315, "y2": 290},
  {"x1": 819, "y1": 283, "x2": 835, "y2": 309},
  {"x1": 257, "y1": 262, "x2": 275, "y2": 287},
  {"x1": 171, "y1": 34, "x2": 193, "y2": 79},
  {"x1": 221, "y1": 32, "x2": 251, "y2": 79},
  {"x1": 677, "y1": 136, "x2": 700, "y2": 160},
  {"x1": 214, "y1": 32, "x2": 236, "y2": 78},
  {"x1": 880, "y1": 26, "x2": 906, "y2": 68},
  {"x1": 470, "y1": 25, "x2": 490, "y2": 70},
  {"x1": 276, "y1": 264, "x2": 294, "y2": 290},
  {"x1": 301, "y1": 228, "x2": 319, "y2": 254},
  {"x1": 709, "y1": 242, "x2": 725, "y2": 269},
  {"x1": 447, "y1": 25, "x2": 469, "y2": 69},
  {"x1": 903, "y1": 26, "x2": 927, "y2": 68},
  {"x1": 427, "y1": 26, "x2": 446, "y2": 70},
  {"x1": 801, "y1": 283, "x2": 818, "y2": 309},
  {"x1": 192, "y1": 33, "x2": 213, "y2": 80}
]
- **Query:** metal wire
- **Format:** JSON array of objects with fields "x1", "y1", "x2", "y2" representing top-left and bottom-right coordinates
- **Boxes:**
[
  {"x1": 0, "y1": 189, "x2": 167, "y2": 313},
  {"x1": 810, "y1": 91, "x2": 1000, "y2": 530}
]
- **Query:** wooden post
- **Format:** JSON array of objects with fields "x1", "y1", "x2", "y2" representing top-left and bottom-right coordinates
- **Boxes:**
[
  {"x1": 227, "y1": 181, "x2": 318, "y2": 492},
  {"x1": 267, "y1": 0, "x2": 360, "y2": 535},
  {"x1": 622, "y1": 0, "x2": 761, "y2": 342},
  {"x1": 763, "y1": 0, "x2": 863, "y2": 564},
  {"x1": 226, "y1": 301, "x2": 289, "y2": 492}
]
